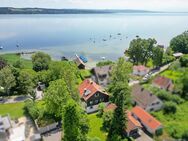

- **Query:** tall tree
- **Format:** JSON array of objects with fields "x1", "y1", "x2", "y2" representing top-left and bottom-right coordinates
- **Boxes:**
[
  {"x1": 127, "y1": 38, "x2": 157, "y2": 65},
  {"x1": 32, "y1": 52, "x2": 51, "y2": 72},
  {"x1": 108, "y1": 57, "x2": 132, "y2": 103},
  {"x1": 108, "y1": 82, "x2": 127, "y2": 140},
  {"x1": 152, "y1": 46, "x2": 164, "y2": 67},
  {"x1": 107, "y1": 58, "x2": 131, "y2": 140},
  {"x1": 45, "y1": 79, "x2": 71, "y2": 118},
  {"x1": 0, "y1": 66, "x2": 16, "y2": 95},
  {"x1": 170, "y1": 31, "x2": 188, "y2": 54},
  {"x1": 17, "y1": 69, "x2": 36, "y2": 95},
  {"x1": 63, "y1": 100, "x2": 89, "y2": 141},
  {"x1": 49, "y1": 61, "x2": 80, "y2": 102}
]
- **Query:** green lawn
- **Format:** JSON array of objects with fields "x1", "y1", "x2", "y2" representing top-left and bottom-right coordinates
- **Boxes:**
[
  {"x1": 152, "y1": 101, "x2": 188, "y2": 139},
  {"x1": 160, "y1": 70, "x2": 182, "y2": 82},
  {"x1": 0, "y1": 53, "x2": 33, "y2": 69},
  {"x1": 0, "y1": 102, "x2": 25, "y2": 119},
  {"x1": 88, "y1": 113, "x2": 107, "y2": 141},
  {"x1": 0, "y1": 100, "x2": 44, "y2": 119}
]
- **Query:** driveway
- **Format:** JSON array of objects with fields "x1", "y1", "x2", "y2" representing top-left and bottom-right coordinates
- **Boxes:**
[{"x1": 135, "y1": 131, "x2": 153, "y2": 141}]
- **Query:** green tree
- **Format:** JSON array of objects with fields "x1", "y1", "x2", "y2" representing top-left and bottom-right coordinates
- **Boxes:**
[
  {"x1": 163, "y1": 101, "x2": 177, "y2": 114},
  {"x1": 152, "y1": 46, "x2": 163, "y2": 67},
  {"x1": 24, "y1": 99, "x2": 39, "y2": 120},
  {"x1": 182, "y1": 71, "x2": 188, "y2": 100},
  {"x1": 0, "y1": 66, "x2": 16, "y2": 95},
  {"x1": 49, "y1": 61, "x2": 80, "y2": 102},
  {"x1": 32, "y1": 52, "x2": 51, "y2": 72},
  {"x1": 179, "y1": 54, "x2": 188, "y2": 67},
  {"x1": 108, "y1": 58, "x2": 131, "y2": 104},
  {"x1": 108, "y1": 82, "x2": 128, "y2": 140},
  {"x1": 44, "y1": 79, "x2": 71, "y2": 118},
  {"x1": 17, "y1": 69, "x2": 36, "y2": 95},
  {"x1": 170, "y1": 31, "x2": 188, "y2": 54},
  {"x1": 63, "y1": 100, "x2": 88, "y2": 141},
  {"x1": 13, "y1": 60, "x2": 25, "y2": 69},
  {"x1": 127, "y1": 38, "x2": 157, "y2": 65},
  {"x1": 97, "y1": 103, "x2": 105, "y2": 117},
  {"x1": 102, "y1": 111, "x2": 113, "y2": 131},
  {"x1": 0, "y1": 56, "x2": 7, "y2": 70}
]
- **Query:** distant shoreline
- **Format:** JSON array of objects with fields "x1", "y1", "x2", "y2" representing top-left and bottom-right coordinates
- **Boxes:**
[{"x1": 0, "y1": 7, "x2": 167, "y2": 14}]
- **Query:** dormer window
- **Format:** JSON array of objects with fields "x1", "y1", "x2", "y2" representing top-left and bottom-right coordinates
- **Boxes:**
[{"x1": 84, "y1": 88, "x2": 91, "y2": 96}]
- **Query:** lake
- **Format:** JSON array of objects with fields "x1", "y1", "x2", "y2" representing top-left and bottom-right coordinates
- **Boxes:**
[{"x1": 0, "y1": 13, "x2": 188, "y2": 61}]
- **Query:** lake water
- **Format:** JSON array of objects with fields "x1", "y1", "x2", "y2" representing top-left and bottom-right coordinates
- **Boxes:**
[{"x1": 0, "y1": 13, "x2": 188, "y2": 61}]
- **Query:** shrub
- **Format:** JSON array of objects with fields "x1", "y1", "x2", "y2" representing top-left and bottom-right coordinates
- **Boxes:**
[
  {"x1": 97, "y1": 103, "x2": 105, "y2": 117},
  {"x1": 102, "y1": 111, "x2": 113, "y2": 131},
  {"x1": 24, "y1": 100, "x2": 39, "y2": 120},
  {"x1": 96, "y1": 60, "x2": 114, "y2": 67},
  {"x1": 180, "y1": 54, "x2": 188, "y2": 67},
  {"x1": 182, "y1": 130, "x2": 188, "y2": 140},
  {"x1": 163, "y1": 102, "x2": 177, "y2": 114}
]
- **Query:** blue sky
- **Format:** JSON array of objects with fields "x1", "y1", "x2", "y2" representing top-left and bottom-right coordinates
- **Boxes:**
[{"x1": 0, "y1": 0, "x2": 188, "y2": 11}]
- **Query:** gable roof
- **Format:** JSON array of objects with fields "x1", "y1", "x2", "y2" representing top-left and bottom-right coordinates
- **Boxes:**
[
  {"x1": 104, "y1": 103, "x2": 142, "y2": 133},
  {"x1": 152, "y1": 76, "x2": 173, "y2": 89},
  {"x1": 126, "y1": 111, "x2": 142, "y2": 133},
  {"x1": 74, "y1": 54, "x2": 85, "y2": 67},
  {"x1": 93, "y1": 65, "x2": 112, "y2": 76},
  {"x1": 131, "y1": 106, "x2": 162, "y2": 131},
  {"x1": 79, "y1": 79, "x2": 108, "y2": 101},
  {"x1": 132, "y1": 84, "x2": 161, "y2": 109},
  {"x1": 133, "y1": 65, "x2": 149, "y2": 71}
]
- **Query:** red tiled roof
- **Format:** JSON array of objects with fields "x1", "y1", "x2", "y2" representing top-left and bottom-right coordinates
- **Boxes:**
[
  {"x1": 104, "y1": 103, "x2": 117, "y2": 112},
  {"x1": 126, "y1": 111, "x2": 142, "y2": 133},
  {"x1": 131, "y1": 106, "x2": 162, "y2": 131},
  {"x1": 133, "y1": 65, "x2": 149, "y2": 71},
  {"x1": 104, "y1": 103, "x2": 142, "y2": 133},
  {"x1": 153, "y1": 76, "x2": 172, "y2": 89},
  {"x1": 79, "y1": 79, "x2": 108, "y2": 101}
]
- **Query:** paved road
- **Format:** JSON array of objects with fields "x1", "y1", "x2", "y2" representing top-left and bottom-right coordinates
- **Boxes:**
[{"x1": 151, "y1": 63, "x2": 172, "y2": 77}]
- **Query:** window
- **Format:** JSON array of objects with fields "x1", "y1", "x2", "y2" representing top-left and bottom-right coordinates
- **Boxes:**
[
  {"x1": 95, "y1": 93, "x2": 99, "y2": 97},
  {"x1": 95, "y1": 100, "x2": 99, "y2": 104},
  {"x1": 156, "y1": 101, "x2": 160, "y2": 104},
  {"x1": 90, "y1": 101, "x2": 93, "y2": 105}
]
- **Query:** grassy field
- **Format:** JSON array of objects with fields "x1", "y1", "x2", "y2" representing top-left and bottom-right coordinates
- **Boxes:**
[
  {"x1": 0, "y1": 100, "x2": 44, "y2": 119},
  {"x1": 0, "y1": 102, "x2": 25, "y2": 119},
  {"x1": 88, "y1": 113, "x2": 107, "y2": 141},
  {"x1": 152, "y1": 101, "x2": 188, "y2": 139},
  {"x1": 160, "y1": 70, "x2": 182, "y2": 82},
  {"x1": 0, "y1": 53, "x2": 33, "y2": 69}
]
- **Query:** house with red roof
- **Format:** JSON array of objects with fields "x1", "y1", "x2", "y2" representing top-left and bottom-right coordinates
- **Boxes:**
[
  {"x1": 79, "y1": 79, "x2": 109, "y2": 113},
  {"x1": 152, "y1": 76, "x2": 174, "y2": 91},
  {"x1": 131, "y1": 106, "x2": 163, "y2": 135},
  {"x1": 133, "y1": 65, "x2": 149, "y2": 76},
  {"x1": 104, "y1": 103, "x2": 142, "y2": 137}
]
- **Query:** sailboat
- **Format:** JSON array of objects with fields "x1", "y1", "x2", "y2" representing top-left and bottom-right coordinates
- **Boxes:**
[{"x1": 0, "y1": 45, "x2": 3, "y2": 50}]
